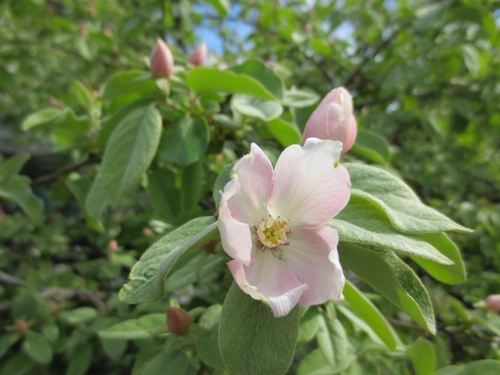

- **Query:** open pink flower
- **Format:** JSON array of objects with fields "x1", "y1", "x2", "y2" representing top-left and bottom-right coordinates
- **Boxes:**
[
  {"x1": 302, "y1": 87, "x2": 357, "y2": 153},
  {"x1": 218, "y1": 139, "x2": 351, "y2": 317}
]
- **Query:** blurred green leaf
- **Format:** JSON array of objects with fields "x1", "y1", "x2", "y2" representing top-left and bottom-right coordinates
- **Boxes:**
[
  {"x1": 351, "y1": 129, "x2": 391, "y2": 164},
  {"x1": 316, "y1": 316, "x2": 353, "y2": 373},
  {"x1": 100, "y1": 71, "x2": 157, "y2": 100},
  {"x1": 266, "y1": 117, "x2": 302, "y2": 147},
  {"x1": 409, "y1": 338, "x2": 436, "y2": 375},
  {"x1": 231, "y1": 95, "x2": 283, "y2": 121},
  {"x1": 230, "y1": 59, "x2": 284, "y2": 100},
  {"x1": 60, "y1": 307, "x2": 98, "y2": 325},
  {"x1": 158, "y1": 116, "x2": 209, "y2": 166},
  {"x1": 0, "y1": 153, "x2": 30, "y2": 185},
  {"x1": 24, "y1": 331, "x2": 53, "y2": 364},
  {"x1": 297, "y1": 349, "x2": 334, "y2": 375},
  {"x1": 0, "y1": 176, "x2": 43, "y2": 220},
  {"x1": 282, "y1": 89, "x2": 320, "y2": 108}
]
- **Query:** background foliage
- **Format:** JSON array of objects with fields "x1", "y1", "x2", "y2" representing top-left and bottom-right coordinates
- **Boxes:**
[{"x1": 1, "y1": 0, "x2": 499, "y2": 374}]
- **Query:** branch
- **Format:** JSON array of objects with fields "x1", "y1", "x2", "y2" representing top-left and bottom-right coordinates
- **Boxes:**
[
  {"x1": 385, "y1": 316, "x2": 426, "y2": 331},
  {"x1": 0, "y1": 270, "x2": 108, "y2": 308},
  {"x1": 30, "y1": 154, "x2": 99, "y2": 187},
  {"x1": 343, "y1": 22, "x2": 410, "y2": 88}
]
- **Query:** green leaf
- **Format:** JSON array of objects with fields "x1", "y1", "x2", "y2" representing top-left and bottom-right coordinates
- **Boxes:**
[
  {"x1": 21, "y1": 108, "x2": 63, "y2": 131},
  {"x1": 197, "y1": 329, "x2": 225, "y2": 369},
  {"x1": 199, "y1": 304, "x2": 223, "y2": 330},
  {"x1": 146, "y1": 166, "x2": 182, "y2": 223},
  {"x1": 187, "y1": 68, "x2": 276, "y2": 100},
  {"x1": 119, "y1": 216, "x2": 218, "y2": 304},
  {"x1": 342, "y1": 280, "x2": 399, "y2": 350},
  {"x1": 316, "y1": 316, "x2": 352, "y2": 373},
  {"x1": 66, "y1": 177, "x2": 104, "y2": 231},
  {"x1": 97, "y1": 97, "x2": 152, "y2": 149},
  {"x1": 0, "y1": 176, "x2": 43, "y2": 220},
  {"x1": 158, "y1": 116, "x2": 209, "y2": 166},
  {"x1": 282, "y1": 89, "x2": 320, "y2": 108},
  {"x1": 42, "y1": 323, "x2": 59, "y2": 344},
  {"x1": 266, "y1": 117, "x2": 302, "y2": 147},
  {"x1": 73, "y1": 80, "x2": 95, "y2": 112},
  {"x1": 297, "y1": 349, "x2": 335, "y2": 375},
  {"x1": 60, "y1": 307, "x2": 98, "y2": 325},
  {"x1": 339, "y1": 243, "x2": 436, "y2": 333},
  {"x1": 350, "y1": 129, "x2": 391, "y2": 164},
  {"x1": 206, "y1": 0, "x2": 231, "y2": 17},
  {"x1": 84, "y1": 170, "x2": 109, "y2": 220},
  {"x1": 0, "y1": 333, "x2": 20, "y2": 359},
  {"x1": 219, "y1": 283, "x2": 300, "y2": 375},
  {"x1": 53, "y1": 109, "x2": 92, "y2": 146},
  {"x1": 100, "y1": 105, "x2": 162, "y2": 206},
  {"x1": 297, "y1": 308, "x2": 320, "y2": 345},
  {"x1": 449, "y1": 360, "x2": 500, "y2": 375},
  {"x1": 0, "y1": 354, "x2": 35, "y2": 375},
  {"x1": 98, "y1": 314, "x2": 165, "y2": 339},
  {"x1": 24, "y1": 331, "x2": 53, "y2": 364},
  {"x1": 67, "y1": 343, "x2": 93, "y2": 375},
  {"x1": 101, "y1": 338, "x2": 128, "y2": 360},
  {"x1": 462, "y1": 44, "x2": 484, "y2": 78},
  {"x1": 231, "y1": 95, "x2": 283, "y2": 121},
  {"x1": 139, "y1": 348, "x2": 191, "y2": 375},
  {"x1": 0, "y1": 153, "x2": 30, "y2": 185},
  {"x1": 346, "y1": 163, "x2": 471, "y2": 233},
  {"x1": 230, "y1": 59, "x2": 284, "y2": 100},
  {"x1": 100, "y1": 71, "x2": 158, "y2": 101},
  {"x1": 164, "y1": 253, "x2": 224, "y2": 292},
  {"x1": 408, "y1": 338, "x2": 436, "y2": 375},
  {"x1": 330, "y1": 195, "x2": 453, "y2": 264},
  {"x1": 411, "y1": 233, "x2": 466, "y2": 284}
]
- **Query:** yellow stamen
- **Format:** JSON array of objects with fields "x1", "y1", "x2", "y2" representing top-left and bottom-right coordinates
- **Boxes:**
[{"x1": 256, "y1": 216, "x2": 290, "y2": 249}]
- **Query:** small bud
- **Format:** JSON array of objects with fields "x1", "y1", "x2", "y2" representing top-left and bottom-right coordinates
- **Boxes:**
[
  {"x1": 150, "y1": 39, "x2": 174, "y2": 79},
  {"x1": 15, "y1": 320, "x2": 29, "y2": 333},
  {"x1": 142, "y1": 228, "x2": 153, "y2": 237},
  {"x1": 166, "y1": 307, "x2": 191, "y2": 334},
  {"x1": 50, "y1": 303, "x2": 62, "y2": 316},
  {"x1": 266, "y1": 60, "x2": 277, "y2": 68},
  {"x1": 302, "y1": 87, "x2": 357, "y2": 154},
  {"x1": 0, "y1": 214, "x2": 5, "y2": 222},
  {"x1": 485, "y1": 295, "x2": 500, "y2": 312},
  {"x1": 189, "y1": 42, "x2": 207, "y2": 66},
  {"x1": 107, "y1": 240, "x2": 119, "y2": 253}
]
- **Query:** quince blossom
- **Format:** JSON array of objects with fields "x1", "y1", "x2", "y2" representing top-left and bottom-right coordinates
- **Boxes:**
[
  {"x1": 303, "y1": 87, "x2": 357, "y2": 153},
  {"x1": 218, "y1": 139, "x2": 351, "y2": 317}
]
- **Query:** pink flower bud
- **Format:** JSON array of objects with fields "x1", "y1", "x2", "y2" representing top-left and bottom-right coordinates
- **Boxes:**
[
  {"x1": 150, "y1": 39, "x2": 174, "y2": 78},
  {"x1": 485, "y1": 295, "x2": 500, "y2": 312},
  {"x1": 15, "y1": 320, "x2": 29, "y2": 333},
  {"x1": 302, "y1": 87, "x2": 358, "y2": 154},
  {"x1": 166, "y1": 307, "x2": 191, "y2": 334},
  {"x1": 142, "y1": 228, "x2": 153, "y2": 237},
  {"x1": 189, "y1": 42, "x2": 207, "y2": 66},
  {"x1": 107, "y1": 240, "x2": 119, "y2": 253}
]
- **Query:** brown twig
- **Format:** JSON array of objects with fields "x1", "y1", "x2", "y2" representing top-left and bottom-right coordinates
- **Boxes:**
[
  {"x1": 385, "y1": 316, "x2": 426, "y2": 332},
  {"x1": 30, "y1": 155, "x2": 99, "y2": 187}
]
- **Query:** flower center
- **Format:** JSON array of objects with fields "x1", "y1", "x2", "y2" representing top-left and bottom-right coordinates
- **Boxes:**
[{"x1": 256, "y1": 216, "x2": 290, "y2": 249}]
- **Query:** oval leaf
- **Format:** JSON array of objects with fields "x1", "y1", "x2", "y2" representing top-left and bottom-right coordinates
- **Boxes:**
[
  {"x1": 100, "y1": 105, "x2": 162, "y2": 206},
  {"x1": 231, "y1": 94, "x2": 283, "y2": 121},
  {"x1": 219, "y1": 283, "x2": 300, "y2": 375}
]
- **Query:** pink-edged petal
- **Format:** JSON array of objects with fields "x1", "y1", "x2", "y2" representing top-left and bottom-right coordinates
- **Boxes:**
[
  {"x1": 228, "y1": 252, "x2": 307, "y2": 317},
  {"x1": 325, "y1": 103, "x2": 348, "y2": 145},
  {"x1": 282, "y1": 226, "x2": 345, "y2": 306},
  {"x1": 225, "y1": 143, "x2": 273, "y2": 225},
  {"x1": 218, "y1": 181, "x2": 254, "y2": 266},
  {"x1": 343, "y1": 114, "x2": 358, "y2": 153},
  {"x1": 269, "y1": 138, "x2": 351, "y2": 229}
]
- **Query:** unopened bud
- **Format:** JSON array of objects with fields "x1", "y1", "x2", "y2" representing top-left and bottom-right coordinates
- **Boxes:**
[
  {"x1": 107, "y1": 240, "x2": 119, "y2": 253},
  {"x1": 15, "y1": 320, "x2": 29, "y2": 333},
  {"x1": 51, "y1": 303, "x2": 62, "y2": 315},
  {"x1": 150, "y1": 39, "x2": 174, "y2": 79},
  {"x1": 142, "y1": 228, "x2": 153, "y2": 237},
  {"x1": 302, "y1": 87, "x2": 357, "y2": 154},
  {"x1": 166, "y1": 307, "x2": 191, "y2": 334},
  {"x1": 0, "y1": 214, "x2": 5, "y2": 222},
  {"x1": 485, "y1": 295, "x2": 500, "y2": 312},
  {"x1": 189, "y1": 42, "x2": 207, "y2": 66}
]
